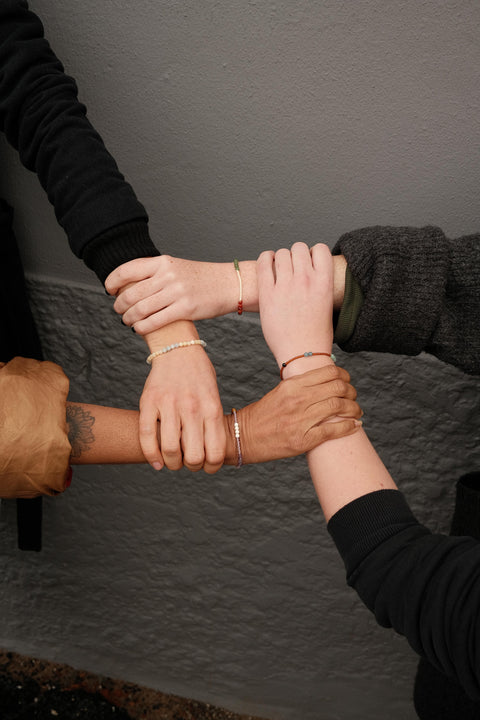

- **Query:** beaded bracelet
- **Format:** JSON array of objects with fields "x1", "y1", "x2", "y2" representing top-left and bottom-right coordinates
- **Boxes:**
[
  {"x1": 280, "y1": 351, "x2": 336, "y2": 379},
  {"x1": 231, "y1": 408, "x2": 243, "y2": 468},
  {"x1": 146, "y1": 339, "x2": 207, "y2": 365},
  {"x1": 233, "y1": 259, "x2": 243, "y2": 315}
]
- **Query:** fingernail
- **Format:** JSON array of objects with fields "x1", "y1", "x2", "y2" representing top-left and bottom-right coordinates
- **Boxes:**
[
  {"x1": 354, "y1": 420, "x2": 363, "y2": 427},
  {"x1": 152, "y1": 461, "x2": 162, "y2": 471}
]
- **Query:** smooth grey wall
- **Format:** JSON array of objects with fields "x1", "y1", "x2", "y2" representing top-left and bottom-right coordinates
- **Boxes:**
[
  {"x1": 1, "y1": 2, "x2": 480, "y2": 719},
  {"x1": 1, "y1": 0, "x2": 480, "y2": 280}
]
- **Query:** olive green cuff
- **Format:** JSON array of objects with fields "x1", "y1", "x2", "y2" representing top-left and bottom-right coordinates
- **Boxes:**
[{"x1": 334, "y1": 266, "x2": 364, "y2": 345}]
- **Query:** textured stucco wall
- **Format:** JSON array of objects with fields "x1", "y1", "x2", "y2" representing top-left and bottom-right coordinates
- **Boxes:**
[
  {"x1": 1, "y1": 1, "x2": 480, "y2": 719},
  {"x1": 1, "y1": 278, "x2": 480, "y2": 720}
]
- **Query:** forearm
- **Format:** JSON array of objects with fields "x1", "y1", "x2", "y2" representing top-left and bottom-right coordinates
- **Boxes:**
[
  {"x1": 0, "y1": 1, "x2": 158, "y2": 279},
  {"x1": 307, "y1": 428, "x2": 397, "y2": 522},
  {"x1": 67, "y1": 402, "x2": 237, "y2": 465},
  {"x1": 275, "y1": 354, "x2": 396, "y2": 522}
]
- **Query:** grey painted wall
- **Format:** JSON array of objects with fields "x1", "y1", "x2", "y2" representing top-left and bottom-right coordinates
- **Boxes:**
[
  {"x1": 1, "y1": 0, "x2": 480, "y2": 280},
  {"x1": 1, "y1": 2, "x2": 480, "y2": 719}
]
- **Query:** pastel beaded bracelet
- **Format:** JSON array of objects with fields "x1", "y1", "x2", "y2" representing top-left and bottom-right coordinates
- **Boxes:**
[{"x1": 146, "y1": 339, "x2": 207, "y2": 365}]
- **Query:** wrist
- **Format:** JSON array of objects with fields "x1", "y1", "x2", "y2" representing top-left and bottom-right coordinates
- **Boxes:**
[
  {"x1": 144, "y1": 320, "x2": 199, "y2": 353},
  {"x1": 333, "y1": 255, "x2": 347, "y2": 311},
  {"x1": 239, "y1": 261, "x2": 259, "y2": 312},
  {"x1": 280, "y1": 353, "x2": 335, "y2": 380},
  {"x1": 223, "y1": 412, "x2": 237, "y2": 465},
  {"x1": 223, "y1": 410, "x2": 248, "y2": 466}
]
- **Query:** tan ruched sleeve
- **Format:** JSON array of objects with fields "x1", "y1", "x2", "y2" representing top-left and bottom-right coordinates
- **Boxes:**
[{"x1": 0, "y1": 357, "x2": 72, "y2": 498}]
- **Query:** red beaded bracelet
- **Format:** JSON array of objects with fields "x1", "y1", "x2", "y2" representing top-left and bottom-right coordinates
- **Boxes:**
[
  {"x1": 280, "y1": 351, "x2": 336, "y2": 379},
  {"x1": 233, "y1": 259, "x2": 243, "y2": 315}
]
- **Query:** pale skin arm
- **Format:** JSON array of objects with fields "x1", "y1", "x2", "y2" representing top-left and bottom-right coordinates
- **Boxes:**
[
  {"x1": 66, "y1": 367, "x2": 362, "y2": 467},
  {"x1": 257, "y1": 242, "x2": 396, "y2": 523},
  {"x1": 138, "y1": 319, "x2": 225, "y2": 475},
  {"x1": 106, "y1": 257, "x2": 226, "y2": 474},
  {"x1": 104, "y1": 253, "x2": 345, "y2": 475},
  {"x1": 105, "y1": 255, "x2": 347, "y2": 335}
]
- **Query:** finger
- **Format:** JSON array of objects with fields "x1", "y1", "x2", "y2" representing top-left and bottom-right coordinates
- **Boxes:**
[
  {"x1": 105, "y1": 257, "x2": 160, "y2": 296},
  {"x1": 301, "y1": 381, "x2": 358, "y2": 414},
  {"x1": 290, "y1": 242, "x2": 313, "y2": 274},
  {"x1": 306, "y1": 394, "x2": 362, "y2": 423},
  {"x1": 130, "y1": 305, "x2": 185, "y2": 336},
  {"x1": 315, "y1": 376, "x2": 358, "y2": 401},
  {"x1": 310, "y1": 243, "x2": 334, "y2": 277},
  {"x1": 296, "y1": 365, "x2": 351, "y2": 387},
  {"x1": 139, "y1": 405, "x2": 164, "y2": 470},
  {"x1": 336, "y1": 398, "x2": 363, "y2": 418},
  {"x1": 257, "y1": 250, "x2": 276, "y2": 286},
  {"x1": 307, "y1": 418, "x2": 363, "y2": 447},
  {"x1": 160, "y1": 407, "x2": 183, "y2": 471},
  {"x1": 122, "y1": 290, "x2": 172, "y2": 326},
  {"x1": 203, "y1": 415, "x2": 227, "y2": 474},
  {"x1": 181, "y1": 411, "x2": 205, "y2": 472},
  {"x1": 273, "y1": 247, "x2": 293, "y2": 282},
  {"x1": 113, "y1": 276, "x2": 162, "y2": 315},
  {"x1": 314, "y1": 396, "x2": 363, "y2": 420}
]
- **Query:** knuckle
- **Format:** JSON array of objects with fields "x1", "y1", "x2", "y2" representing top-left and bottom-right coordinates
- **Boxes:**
[
  {"x1": 140, "y1": 424, "x2": 157, "y2": 436},
  {"x1": 184, "y1": 450, "x2": 204, "y2": 467},
  {"x1": 162, "y1": 442, "x2": 180, "y2": 458},
  {"x1": 332, "y1": 379, "x2": 347, "y2": 396},
  {"x1": 165, "y1": 457, "x2": 183, "y2": 471},
  {"x1": 338, "y1": 366, "x2": 351, "y2": 382},
  {"x1": 325, "y1": 364, "x2": 341, "y2": 380},
  {"x1": 327, "y1": 396, "x2": 342, "y2": 414},
  {"x1": 207, "y1": 448, "x2": 225, "y2": 466},
  {"x1": 112, "y1": 267, "x2": 127, "y2": 286},
  {"x1": 133, "y1": 321, "x2": 148, "y2": 336},
  {"x1": 183, "y1": 396, "x2": 200, "y2": 415},
  {"x1": 312, "y1": 424, "x2": 328, "y2": 444},
  {"x1": 203, "y1": 464, "x2": 222, "y2": 475},
  {"x1": 136, "y1": 297, "x2": 154, "y2": 317},
  {"x1": 205, "y1": 404, "x2": 224, "y2": 423}
]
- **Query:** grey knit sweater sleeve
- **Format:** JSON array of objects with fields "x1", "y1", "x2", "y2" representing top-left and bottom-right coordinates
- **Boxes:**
[{"x1": 332, "y1": 226, "x2": 480, "y2": 375}]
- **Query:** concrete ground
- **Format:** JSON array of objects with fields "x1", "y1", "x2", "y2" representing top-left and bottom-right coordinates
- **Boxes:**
[{"x1": 0, "y1": 649, "x2": 269, "y2": 720}]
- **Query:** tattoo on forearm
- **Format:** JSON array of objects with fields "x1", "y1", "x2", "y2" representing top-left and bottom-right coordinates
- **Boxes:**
[{"x1": 66, "y1": 405, "x2": 96, "y2": 459}]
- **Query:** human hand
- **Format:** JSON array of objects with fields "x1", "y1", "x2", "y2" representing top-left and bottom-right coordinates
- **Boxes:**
[
  {"x1": 105, "y1": 256, "x2": 259, "y2": 335},
  {"x1": 140, "y1": 342, "x2": 226, "y2": 473},
  {"x1": 257, "y1": 243, "x2": 334, "y2": 376},
  {"x1": 223, "y1": 365, "x2": 362, "y2": 464}
]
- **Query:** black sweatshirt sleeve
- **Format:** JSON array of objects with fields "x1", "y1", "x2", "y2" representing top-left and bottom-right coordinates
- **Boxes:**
[
  {"x1": 328, "y1": 490, "x2": 480, "y2": 699},
  {"x1": 332, "y1": 226, "x2": 480, "y2": 375},
  {"x1": 0, "y1": 0, "x2": 159, "y2": 283}
]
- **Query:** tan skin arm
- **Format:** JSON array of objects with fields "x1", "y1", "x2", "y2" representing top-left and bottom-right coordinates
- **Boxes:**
[{"x1": 67, "y1": 364, "x2": 362, "y2": 467}]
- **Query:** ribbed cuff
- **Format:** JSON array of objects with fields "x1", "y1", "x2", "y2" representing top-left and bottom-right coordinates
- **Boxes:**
[
  {"x1": 450, "y1": 473, "x2": 480, "y2": 539},
  {"x1": 327, "y1": 489, "x2": 421, "y2": 573},
  {"x1": 82, "y1": 220, "x2": 160, "y2": 284},
  {"x1": 334, "y1": 265, "x2": 364, "y2": 345}
]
